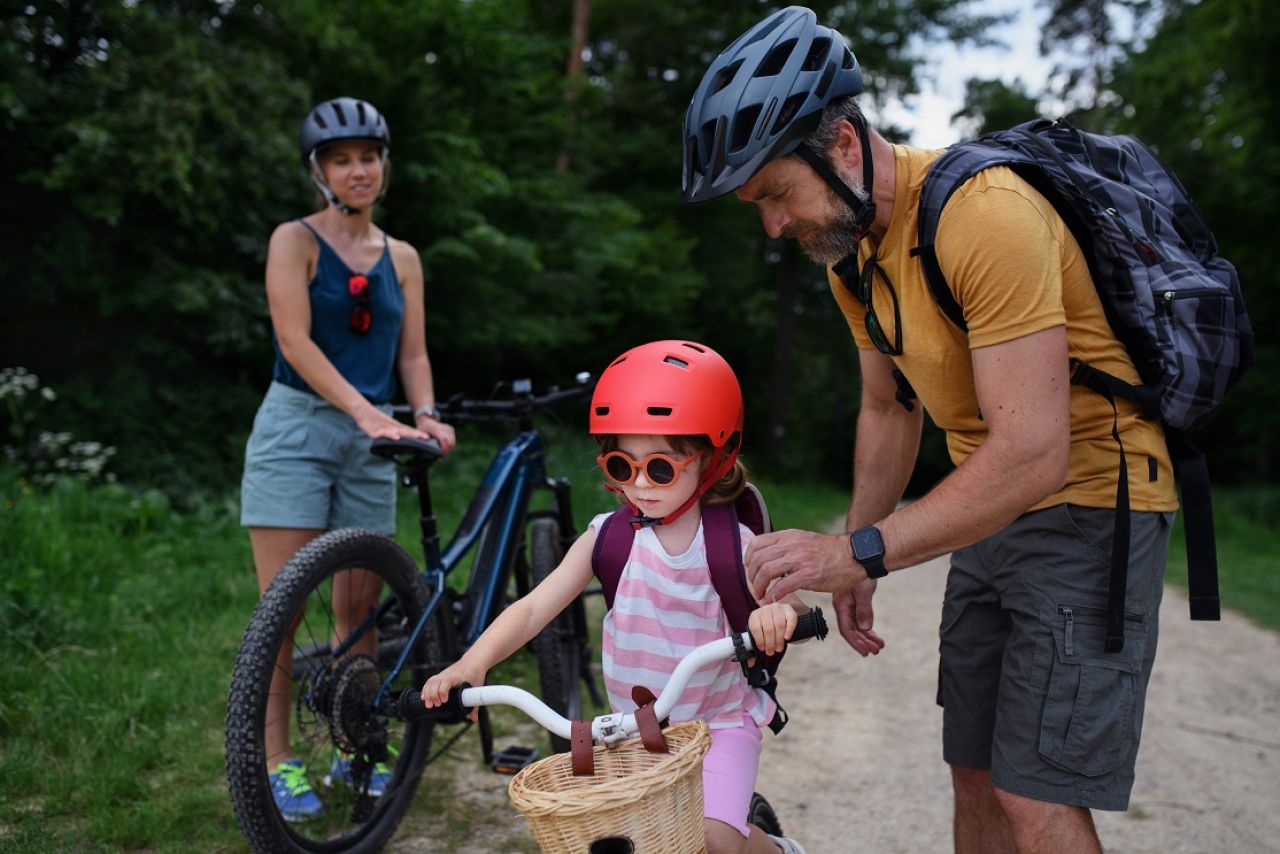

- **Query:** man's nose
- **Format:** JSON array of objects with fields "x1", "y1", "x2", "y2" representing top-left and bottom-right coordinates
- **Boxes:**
[{"x1": 759, "y1": 207, "x2": 790, "y2": 239}]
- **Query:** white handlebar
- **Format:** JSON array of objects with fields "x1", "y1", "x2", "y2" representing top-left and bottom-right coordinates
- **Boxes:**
[{"x1": 461, "y1": 632, "x2": 748, "y2": 746}]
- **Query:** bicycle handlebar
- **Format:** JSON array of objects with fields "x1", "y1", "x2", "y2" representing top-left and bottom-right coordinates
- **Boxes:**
[
  {"x1": 390, "y1": 375, "x2": 593, "y2": 425},
  {"x1": 396, "y1": 608, "x2": 828, "y2": 745}
]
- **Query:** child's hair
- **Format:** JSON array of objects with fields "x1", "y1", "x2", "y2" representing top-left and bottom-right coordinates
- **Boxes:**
[{"x1": 596, "y1": 434, "x2": 747, "y2": 506}]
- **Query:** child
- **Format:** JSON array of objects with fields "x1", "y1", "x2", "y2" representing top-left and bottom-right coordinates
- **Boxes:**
[{"x1": 422, "y1": 340, "x2": 807, "y2": 854}]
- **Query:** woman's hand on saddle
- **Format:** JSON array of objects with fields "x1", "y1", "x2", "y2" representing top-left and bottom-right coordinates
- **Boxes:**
[
  {"x1": 415, "y1": 414, "x2": 457, "y2": 453},
  {"x1": 356, "y1": 406, "x2": 432, "y2": 442}
]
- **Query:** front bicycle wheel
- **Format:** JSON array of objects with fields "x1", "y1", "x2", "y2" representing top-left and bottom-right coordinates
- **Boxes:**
[
  {"x1": 529, "y1": 516, "x2": 589, "y2": 754},
  {"x1": 747, "y1": 792, "x2": 784, "y2": 837},
  {"x1": 226, "y1": 528, "x2": 440, "y2": 854}
]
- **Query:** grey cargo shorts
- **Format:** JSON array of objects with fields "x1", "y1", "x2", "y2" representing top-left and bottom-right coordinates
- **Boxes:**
[{"x1": 937, "y1": 502, "x2": 1173, "y2": 810}]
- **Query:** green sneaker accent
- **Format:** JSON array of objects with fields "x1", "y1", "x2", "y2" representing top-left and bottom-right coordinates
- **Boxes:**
[{"x1": 269, "y1": 758, "x2": 323, "y2": 821}]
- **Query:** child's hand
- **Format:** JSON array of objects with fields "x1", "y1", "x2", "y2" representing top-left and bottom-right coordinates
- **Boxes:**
[
  {"x1": 748, "y1": 602, "x2": 798, "y2": 656},
  {"x1": 421, "y1": 662, "x2": 486, "y2": 722}
]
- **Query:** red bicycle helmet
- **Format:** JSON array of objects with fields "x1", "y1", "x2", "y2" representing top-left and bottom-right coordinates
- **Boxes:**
[{"x1": 591, "y1": 340, "x2": 743, "y2": 525}]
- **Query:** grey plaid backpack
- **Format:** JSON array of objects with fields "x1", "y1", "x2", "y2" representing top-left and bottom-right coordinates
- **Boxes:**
[{"x1": 910, "y1": 117, "x2": 1254, "y2": 652}]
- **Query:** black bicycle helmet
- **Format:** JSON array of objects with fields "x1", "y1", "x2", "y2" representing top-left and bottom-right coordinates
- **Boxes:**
[
  {"x1": 681, "y1": 6, "x2": 864, "y2": 204},
  {"x1": 300, "y1": 97, "x2": 391, "y2": 214},
  {"x1": 299, "y1": 97, "x2": 391, "y2": 164}
]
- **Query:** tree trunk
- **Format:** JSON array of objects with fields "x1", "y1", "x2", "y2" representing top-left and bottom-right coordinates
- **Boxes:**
[{"x1": 556, "y1": 0, "x2": 591, "y2": 173}]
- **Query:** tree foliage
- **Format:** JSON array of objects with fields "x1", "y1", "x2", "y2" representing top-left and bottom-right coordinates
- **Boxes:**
[{"x1": 0, "y1": 0, "x2": 1270, "y2": 495}]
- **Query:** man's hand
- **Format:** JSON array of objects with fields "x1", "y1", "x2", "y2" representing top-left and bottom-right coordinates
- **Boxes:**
[
  {"x1": 833, "y1": 579, "x2": 885, "y2": 656},
  {"x1": 746, "y1": 529, "x2": 866, "y2": 602}
]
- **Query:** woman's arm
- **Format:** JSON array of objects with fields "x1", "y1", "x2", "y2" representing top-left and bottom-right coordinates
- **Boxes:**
[{"x1": 392, "y1": 239, "x2": 455, "y2": 452}]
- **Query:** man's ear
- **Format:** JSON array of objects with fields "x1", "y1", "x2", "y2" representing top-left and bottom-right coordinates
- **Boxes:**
[{"x1": 833, "y1": 119, "x2": 863, "y2": 172}]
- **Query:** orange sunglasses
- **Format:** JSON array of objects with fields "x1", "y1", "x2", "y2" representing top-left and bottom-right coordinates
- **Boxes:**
[{"x1": 596, "y1": 450, "x2": 704, "y2": 488}]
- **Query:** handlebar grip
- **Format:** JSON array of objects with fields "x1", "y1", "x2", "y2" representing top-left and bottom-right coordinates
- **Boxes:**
[
  {"x1": 792, "y1": 607, "x2": 829, "y2": 643},
  {"x1": 395, "y1": 684, "x2": 472, "y2": 723}
]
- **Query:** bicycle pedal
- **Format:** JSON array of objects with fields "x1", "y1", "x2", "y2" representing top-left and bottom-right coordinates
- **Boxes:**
[{"x1": 490, "y1": 745, "x2": 539, "y2": 775}]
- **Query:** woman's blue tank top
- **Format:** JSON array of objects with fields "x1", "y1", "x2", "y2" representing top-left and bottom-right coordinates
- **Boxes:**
[{"x1": 272, "y1": 220, "x2": 405, "y2": 404}]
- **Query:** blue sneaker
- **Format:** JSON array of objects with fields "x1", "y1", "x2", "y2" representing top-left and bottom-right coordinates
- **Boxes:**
[
  {"x1": 324, "y1": 752, "x2": 392, "y2": 798},
  {"x1": 269, "y1": 758, "x2": 324, "y2": 822}
]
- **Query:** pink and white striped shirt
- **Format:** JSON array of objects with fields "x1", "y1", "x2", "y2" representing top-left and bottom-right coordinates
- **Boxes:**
[{"x1": 591, "y1": 511, "x2": 776, "y2": 730}]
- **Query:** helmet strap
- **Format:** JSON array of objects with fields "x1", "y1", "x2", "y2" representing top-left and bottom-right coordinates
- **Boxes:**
[{"x1": 795, "y1": 114, "x2": 877, "y2": 242}]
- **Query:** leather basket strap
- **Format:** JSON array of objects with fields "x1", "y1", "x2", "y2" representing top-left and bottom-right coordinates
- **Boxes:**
[
  {"x1": 630, "y1": 686, "x2": 669, "y2": 755},
  {"x1": 570, "y1": 719, "x2": 596, "y2": 776}
]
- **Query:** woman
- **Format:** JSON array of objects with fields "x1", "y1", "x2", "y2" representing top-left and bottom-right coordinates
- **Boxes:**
[{"x1": 240, "y1": 96, "x2": 455, "y2": 820}]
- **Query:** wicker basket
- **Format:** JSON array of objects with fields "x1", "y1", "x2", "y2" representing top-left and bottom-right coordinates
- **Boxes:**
[{"x1": 507, "y1": 719, "x2": 711, "y2": 853}]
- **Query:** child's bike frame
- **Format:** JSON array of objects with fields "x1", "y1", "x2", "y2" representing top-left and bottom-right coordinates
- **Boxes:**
[
  {"x1": 398, "y1": 609, "x2": 830, "y2": 850},
  {"x1": 226, "y1": 376, "x2": 600, "y2": 854}
]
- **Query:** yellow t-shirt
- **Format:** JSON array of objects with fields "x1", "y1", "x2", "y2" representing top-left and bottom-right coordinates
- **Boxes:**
[{"x1": 828, "y1": 144, "x2": 1178, "y2": 512}]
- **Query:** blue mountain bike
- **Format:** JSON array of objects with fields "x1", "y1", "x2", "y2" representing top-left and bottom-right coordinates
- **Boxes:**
[{"x1": 225, "y1": 376, "x2": 600, "y2": 853}]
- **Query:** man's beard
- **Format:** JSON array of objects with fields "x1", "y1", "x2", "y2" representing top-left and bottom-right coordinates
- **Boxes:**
[{"x1": 784, "y1": 176, "x2": 870, "y2": 266}]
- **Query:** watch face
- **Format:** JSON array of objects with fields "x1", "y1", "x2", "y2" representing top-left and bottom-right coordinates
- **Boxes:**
[{"x1": 852, "y1": 526, "x2": 884, "y2": 560}]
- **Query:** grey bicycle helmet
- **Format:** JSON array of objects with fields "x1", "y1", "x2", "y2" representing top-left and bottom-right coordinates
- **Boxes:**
[
  {"x1": 300, "y1": 97, "x2": 391, "y2": 163},
  {"x1": 681, "y1": 6, "x2": 864, "y2": 204},
  {"x1": 300, "y1": 97, "x2": 391, "y2": 213}
]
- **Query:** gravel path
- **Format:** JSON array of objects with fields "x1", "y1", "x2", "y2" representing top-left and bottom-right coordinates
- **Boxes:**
[{"x1": 756, "y1": 556, "x2": 1280, "y2": 854}]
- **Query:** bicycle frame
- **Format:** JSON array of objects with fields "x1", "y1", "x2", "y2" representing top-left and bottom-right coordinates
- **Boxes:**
[{"x1": 371, "y1": 429, "x2": 568, "y2": 705}]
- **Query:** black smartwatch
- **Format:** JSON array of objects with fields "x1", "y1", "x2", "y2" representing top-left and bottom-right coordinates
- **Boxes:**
[{"x1": 849, "y1": 525, "x2": 889, "y2": 579}]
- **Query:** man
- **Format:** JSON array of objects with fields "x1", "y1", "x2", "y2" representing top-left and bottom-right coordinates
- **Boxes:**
[{"x1": 683, "y1": 7, "x2": 1178, "y2": 853}]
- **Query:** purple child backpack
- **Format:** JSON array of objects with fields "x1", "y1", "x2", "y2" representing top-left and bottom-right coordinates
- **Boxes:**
[{"x1": 590, "y1": 483, "x2": 791, "y2": 732}]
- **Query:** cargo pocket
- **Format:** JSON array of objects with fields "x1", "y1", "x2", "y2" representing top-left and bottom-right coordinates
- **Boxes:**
[{"x1": 1038, "y1": 602, "x2": 1147, "y2": 777}]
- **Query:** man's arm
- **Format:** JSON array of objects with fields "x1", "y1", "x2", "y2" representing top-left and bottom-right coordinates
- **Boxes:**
[
  {"x1": 747, "y1": 325, "x2": 1070, "y2": 599},
  {"x1": 745, "y1": 347, "x2": 918, "y2": 653},
  {"x1": 877, "y1": 325, "x2": 1070, "y2": 569}
]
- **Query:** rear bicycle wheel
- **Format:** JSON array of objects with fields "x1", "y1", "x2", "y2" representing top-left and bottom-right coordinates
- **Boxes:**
[
  {"x1": 747, "y1": 792, "x2": 784, "y2": 837},
  {"x1": 529, "y1": 516, "x2": 589, "y2": 753},
  {"x1": 226, "y1": 528, "x2": 441, "y2": 853}
]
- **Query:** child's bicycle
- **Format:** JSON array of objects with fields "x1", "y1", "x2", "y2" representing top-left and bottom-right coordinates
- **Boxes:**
[
  {"x1": 398, "y1": 609, "x2": 830, "y2": 852},
  {"x1": 225, "y1": 375, "x2": 602, "y2": 853}
]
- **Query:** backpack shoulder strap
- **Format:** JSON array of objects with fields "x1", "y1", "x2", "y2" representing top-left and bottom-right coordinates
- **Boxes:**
[
  {"x1": 591, "y1": 505, "x2": 637, "y2": 611},
  {"x1": 702, "y1": 502, "x2": 755, "y2": 633},
  {"x1": 911, "y1": 122, "x2": 1048, "y2": 333},
  {"x1": 737, "y1": 482, "x2": 771, "y2": 536}
]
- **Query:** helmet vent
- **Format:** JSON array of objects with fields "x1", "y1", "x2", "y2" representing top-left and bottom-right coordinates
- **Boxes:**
[
  {"x1": 755, "y1": 39, "x2": 796, "y2": 78},
  {"x1": 711, "y1": 59, "x2": 744, "y2": 94},
  {"x1": 680, "y1": 342, "x2": 707, "y2": 353},
  {"x1": 730, "y1": 104, "x2": 762, "y2": 152},
  {"x1": 333, "y1": 101, "x2": 348, "y2": 126},
  {"x1": 312, "y1": 113, "x2": 329, "y2": 130},
  {"x1": 842, "y1": 47, "x2": 854, "y2": 70},
  {"x1": 741, "y1": 13, "x2": 786, "y2": 49},
  {"x1": 772, "y1": 93, "x2": 807, "y2": 136},
  {"x1": 815, "y1": 60, "x2": 836, "y2": 99},
  {"x1": 611, "y1": 356, "x2": 628, "y2": 367},
  {"x1": 684, "y1": 135, "x2": 700, "y2": 173},
  {"x1": 662, "y1": 356, "x2": 690, "y2": 369},
  {"x1": 356, "y1": 101, "x2": 367, "y2": 124},
  {"x1": 647, "y1": 407, "x2": 673, "y2": 417},
  {"x1": 700, "y1": 120, "x2": 719, "y2": 163},
  {"x1": 594, "y1": 406, "x2": 610, "y2": 416},
  {"x1": 801, "y1": 37, "x2": 830, "y2": 72}
]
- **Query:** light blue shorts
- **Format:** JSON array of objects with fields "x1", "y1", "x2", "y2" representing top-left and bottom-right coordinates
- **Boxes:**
[{"x1": 240, "y1": 382, "x2": 397, "y2": 533}]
